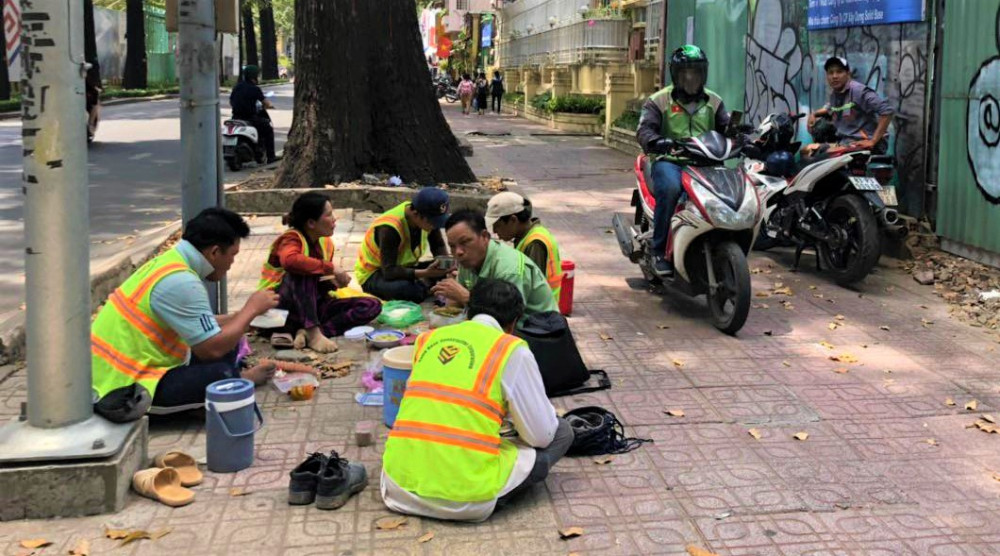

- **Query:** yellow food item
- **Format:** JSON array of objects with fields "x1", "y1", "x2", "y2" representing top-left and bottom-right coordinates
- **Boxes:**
[
  {"x1": 289, "y1": 384, "x2": 315, "y2": 401},
  {"x1": 433, "y1": 307, "x2": 462, "y2": 317},
  {"x1": 373, "y1": 334, "x2": 399, "y2": 342}
]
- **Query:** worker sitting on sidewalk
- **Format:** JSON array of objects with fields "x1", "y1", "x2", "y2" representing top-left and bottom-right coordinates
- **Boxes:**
[
  {"x1": 258, "y1": 192, "x2": 382, "y2": 353},
  {"x1": 92, "y1": 208, "x2": 281, "y2": 423},
  {"x1": 485, "y1": 192, "x2": 564, "y2": 307},
  {"x1": 355, "y1": 188, "x2": 453, "y2": 303},
  {"x1": 381, "y1": 279, "x2": 574, "y2": 522}
]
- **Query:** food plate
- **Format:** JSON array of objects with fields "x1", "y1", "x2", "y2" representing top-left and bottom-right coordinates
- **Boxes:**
[
  {"x1": 250, "y1": 308, "x2": 289, "y2": 329},
  {"x1": 366, "y1": 329, "x2": 405, "y2": 349}
]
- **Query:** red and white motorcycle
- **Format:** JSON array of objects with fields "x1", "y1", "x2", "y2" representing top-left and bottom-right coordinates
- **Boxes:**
[{"x1": 612, "y1": 128, "x2": 761, "y2": 335}]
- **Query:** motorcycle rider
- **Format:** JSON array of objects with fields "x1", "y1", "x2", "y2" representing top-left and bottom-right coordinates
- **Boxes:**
[
  {"x1": 229, "y1": 65, "x2": 279, "y2": 164},
  {"x1": 637, "y1": 45, "x2": 730, "y2": 276},
  {"x1": 807, "y1": 57, "x2": 894, "y2": 154}
]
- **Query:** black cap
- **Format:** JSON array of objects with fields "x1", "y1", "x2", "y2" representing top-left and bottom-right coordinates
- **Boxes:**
[
  {"x1": 824, "y1": 57, "x2": 850, "y2": 72},
  {"x1": 411, "y1": 187, "x2": 451, "y2": 229}
]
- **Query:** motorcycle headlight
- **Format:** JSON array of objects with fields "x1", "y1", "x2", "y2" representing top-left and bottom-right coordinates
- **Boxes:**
[{"x1": 689, "y1": 178, "x2": 759, "y2": 229}]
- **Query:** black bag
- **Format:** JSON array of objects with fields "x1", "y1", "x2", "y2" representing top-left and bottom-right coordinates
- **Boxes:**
[
  {"x1": 515, "y1": 311, "x2": 610, "y2": 397},
  {"x1": 564, "y1": 406, "x2": 652, "y2": 456}
]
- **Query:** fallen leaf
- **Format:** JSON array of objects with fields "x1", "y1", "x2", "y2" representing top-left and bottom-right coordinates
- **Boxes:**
[
  {"x1": 880, "y1": 325, "x2": 891, "y2": 331},
  {"x1": 755, "y1": 291, "x2": 771, "y2": 298},
  {"x1": 819, "y1": 341, "x2": 836, "y2": 350},
  {"x1": 672, "y1": 359, "x2": 684, "y2": 368},
  {"x1": 69, "y1": 539, "x2": 90, "y2": 556},
  {"x1": 665, "y1": 409, "x2": 685, "y2": 417},
  {"x1": 592, "y1": 456, "x2": 614, "y2": 465},
  {"x1": 559, "y1": 526, "x2": 584, "y2": 540},
  {"x1": 830, "y1": 353, "x2": 859, "y2": 364},
  {"x1": 104, "y1": 528, "x2": 130, "y2": 540},
  {"x1": 835, "y1": 314, "x2": 846, "y2": 321},
  {"x1": 773, "y1": 286, "x2": 794, "y2": 296},
  {"x1": 376, "y1": 516, "x2": 409, "y2": 530},
  {"x1": 809, "y1": 285, "x2": 818, "y2": 290},
  {"x1": 149, "y1": 528, "x2": 172, "y2": 541},
  {"x1": 883, "y1": 369, "x2": 893, "y2": 374},
  {"x1": 748, "y1": 428, "x2": 762, "y2": 440},
  {"x1": 229, "y1": 487, "x2": 250, "y2": 497},
  {"x1": 599, "y1": 332, "x2": 613, "y2": 341},
  {"x1": 813, "y1": 293, "x2": 825, "y2": 299},
  {"x1": 945, "y1": 397, "x2": 956, "y2": 406},
  {"x1": 657, "y1": 324, "x2": 671, "y2": 330},
  {"x1": 782, "y1": 361, "x2": 791, "y2": 367},
  {"x1": 833, "y1": 368, "x2": 850, "y2": 374},
  {"x1": 781, "y1": 301, "x2": 795, "y2": 310},
  {"x1": 752, "y1": 303, "x2": 770, "y2": 309},
  {"x1": 119, "y1": 531, "x2": 151, "y2": 546},
  {"x1": 764, "y1": 330, "x2": 773, "y2": 336},
  {"x1": 19, "y1": 540, "x2": 52, "y2": 549},
  {"x1": 686, "y1": 544, "x2": 720, "y2": 556},
  {"x1": 983, "y1": 414, "x2": 997, "y2": 424},
  {"x1": 417, "y1": 531, "x2": 435, "y2": 543},
  {"x1": 921, "y1": 318, "x2": 934, "y2": 326},
  {"x1": 993, "y1": 472, "x2": 1000, "y2": 482},
  {"x1": 923, "y1": 438, "x2": 938, "y2": 446},
  {"x1": 966, "y1": 400, "x2": 979, "y2": 411},
  {"x1": 793, "y1": 432, "x2": 810, "y2": 441},
  {"x1": 828, "y1": 323, "x2": 840, "y2": 330}
]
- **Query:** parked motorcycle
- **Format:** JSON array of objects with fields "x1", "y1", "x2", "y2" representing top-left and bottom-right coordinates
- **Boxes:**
[
  {"x1": 85, "y1": 75, "x2": 101, "y2": 144},
  {"x1": 222, "y1": 92, "x2": 273, "y2": 172},
  {"x1": 743, "y1": 113, "x2": 905, "y2": 287},
  {"x1": 612, "y1": 127, "x2": 760, "y2": 335},
  {"x1": 433, "y1": 76, "x2": 460, "y2": 103}
]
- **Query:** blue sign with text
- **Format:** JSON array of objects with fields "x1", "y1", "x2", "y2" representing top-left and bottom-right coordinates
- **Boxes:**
[{"x1": 807, "y1": 0, "x2": 925, "y2": 30}]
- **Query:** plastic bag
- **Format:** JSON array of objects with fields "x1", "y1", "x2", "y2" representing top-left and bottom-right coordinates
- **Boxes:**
[
  {"x1": 377, "y1": 300, "x2": 425, "y2": 328},
  {"x1": 271, "y1": 371, "x2": 320, "y2": 394},
  {"x1": 330, "y1": 287, "x2": 380, "y2": 301}
]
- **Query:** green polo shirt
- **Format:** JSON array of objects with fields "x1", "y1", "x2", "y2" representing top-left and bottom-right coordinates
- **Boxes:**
[{"x1": 458, "y1": 240, "x2": 557, "y2": 321}]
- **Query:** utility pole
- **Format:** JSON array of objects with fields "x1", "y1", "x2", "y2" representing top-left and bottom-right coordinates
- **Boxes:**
[
  {"x1": 0, "y1": 0, "x2": 135, "y2": 462},
  {"x1": 178, "y1": 0, "x2": 224, "y2": 311}
]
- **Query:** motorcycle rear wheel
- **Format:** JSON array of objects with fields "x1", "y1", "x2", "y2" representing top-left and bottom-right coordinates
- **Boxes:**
[
  {"x1": 817, "y1": 194, "x2": 880, "y2": 287},
  {"x1": 707, "y1": 241, "x2": 751, "y2": 335}
]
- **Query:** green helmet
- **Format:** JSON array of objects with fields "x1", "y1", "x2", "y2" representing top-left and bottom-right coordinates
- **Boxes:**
[
  {"x1": 242, "y1": 65, "x2": 260, "y2": 82},
  {"x1": 669, "y1": 45, "x2": 708, "y2": 100}
]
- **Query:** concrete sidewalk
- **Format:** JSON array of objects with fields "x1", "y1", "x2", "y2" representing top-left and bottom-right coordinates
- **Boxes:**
[{"x1": 3, "y1": 101, "x2": 1000, "y2": 555}]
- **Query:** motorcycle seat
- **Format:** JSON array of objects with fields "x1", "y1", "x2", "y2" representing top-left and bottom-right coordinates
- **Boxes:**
[{"x1": 224, "y1": 119, "x2": 251, "y2": 126}]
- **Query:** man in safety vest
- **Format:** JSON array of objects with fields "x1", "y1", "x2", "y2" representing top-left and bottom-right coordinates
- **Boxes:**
[
  {"x1": 381, "y1": 279, "x2": 574, "y2": 521},
  {"x1": 355, "y1": 187, "x2": 453, "y2": 302},
  {"x1": 485, "y1": 192, "x2": 563, "y2": 306},
  {"x1": 92, "y1": 208, "x2": 280, "y2": 423},
  {"x1": 431, "y1": 210, "x2": 557, "y2": 322},
  {"x1": 637, "y1": 44, "x2": 731, "y2": 277}
]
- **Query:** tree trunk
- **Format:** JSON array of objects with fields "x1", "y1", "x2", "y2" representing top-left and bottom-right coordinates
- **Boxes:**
[
  {"x1": 0, "y1": 36, "x2": 9, "y2": 101},
  {"x1": 277, "y1": 0, "x2": 475, "y2": 187},
  {"x1": 259, "y1": 3, "x2": 279, "y2": 80},
  {"x1": 83, "y1": 0, "x2": 102, "y2": 89},
  {"x1": 123, "y1": 0, "x2": 147, "y2": 89},
  {"x1": 243, "y1": 2, "x2": 259, "y2": 69}
]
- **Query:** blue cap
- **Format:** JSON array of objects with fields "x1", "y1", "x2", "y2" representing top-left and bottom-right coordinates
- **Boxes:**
[{"x1": 411, "y1": 187, "x2": 451, "y2": 229}]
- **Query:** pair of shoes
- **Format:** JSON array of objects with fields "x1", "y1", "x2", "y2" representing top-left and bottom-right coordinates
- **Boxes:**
[
  {"x1": 653, "y1": 254, "x2": 674, "y2": 277},
  {"x1": 288, "y1": 450, "x2": 368, "y2": 510},
  {"x1": 132, "y1": 450, "x2": 203, "y2": 507}
]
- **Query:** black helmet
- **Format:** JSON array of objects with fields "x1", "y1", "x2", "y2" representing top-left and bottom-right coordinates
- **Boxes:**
[
  {"x1": 669, "y1": 44, "x2": 709, "y2": 101},
  {"x1": 242, "y1": 65, "x2": 260, "y2": 82}
]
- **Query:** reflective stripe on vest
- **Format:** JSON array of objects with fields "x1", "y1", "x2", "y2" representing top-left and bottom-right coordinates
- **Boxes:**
[
  {"x1": 91, "y1": 249, "x2": 195, "y2": 400},
  {"x1": 516, "y1": 224, "x2": 563, "y2": 303},
  {"x1": 382, "y1": 321, "x2": 524, "y2": 502},
  {"x1": 651, "y1": 86, "x2": 722, "y2": 142},
  {"x1": 257, "y1": 230, "x2": 335, "y2": 291},
  {"x1": 354, "y1": 202, "x2": 428, "y2": 286}
]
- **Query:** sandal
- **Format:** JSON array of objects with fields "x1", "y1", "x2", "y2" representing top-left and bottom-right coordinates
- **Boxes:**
[
  {"x1": 271, "y1": 332, "x2": 294, "y2": 349},
  {"x1": 153, "y1": 450, "x2": 204, "y2": 487},
  {"x1": 132, "y1": 467, "x2": 195, "y2": 507}
]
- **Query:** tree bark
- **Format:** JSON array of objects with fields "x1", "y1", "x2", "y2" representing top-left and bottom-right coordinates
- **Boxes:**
[
  {"x1": 83, "y1": 0, "x2": 101, "y2": 88},
  {"x1": 123, "y1": 0, "x2": 147, "y2": 89},
  {"x1": 0, "y1": 35, "x2": 9, "y2": 101},
  {"x1": 276, "y1": 0, "x2": 475, "y2": 187},
  {"x1": 243, "y1": 1, "x2": 259, "y2": 69},
  {"x1": 259, "y1": 3, "x2": 279, "y2": 80}
]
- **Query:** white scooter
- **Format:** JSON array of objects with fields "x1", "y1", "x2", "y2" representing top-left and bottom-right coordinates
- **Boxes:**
[
  {"x1": 222, "y1": 91, "x2": 274, "y2": 172},
  {"x1": 612, "y1": 123, "x2": 761, "y2": 335}
]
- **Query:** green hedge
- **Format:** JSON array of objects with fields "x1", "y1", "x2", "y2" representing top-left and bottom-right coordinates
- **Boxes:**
[
  {"x1": 0, "y1": 98, "x2": 19, "y2": 112},
  {"x1": 101, "y1": 86, "x2": 180, "y2": 100},
  {"x1": 503, "y1": 91, "x2": 524, "y2": 105},
  {"x1": 529, "y1": 91, "x2": 605, "y2": 115},
  {"x1": 612, "y1": 109, "x2": 640, "y2": 130},
  {"x1": 529, "y1": 90, "x2": 552, "y2": 112}
]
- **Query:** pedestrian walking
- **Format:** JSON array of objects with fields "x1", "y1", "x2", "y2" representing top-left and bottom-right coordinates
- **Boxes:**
[
  {"x1": 490, "y1": 71, "x2": 505, "y2": 114},
  {"x1": 475, "y1": 72, "x2": 489, "y2": 116},
  {"x1": 458, "y1": 73, "x2": 474, "y2": 115}
]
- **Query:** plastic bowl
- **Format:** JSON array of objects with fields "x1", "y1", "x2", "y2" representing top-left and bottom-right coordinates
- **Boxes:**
[
  {"x1": 366, "y1": 329, "x2": 405, "y2": 349},
  {"x1": 435, "y1": 255, "x2": 456, "y2": 270}
]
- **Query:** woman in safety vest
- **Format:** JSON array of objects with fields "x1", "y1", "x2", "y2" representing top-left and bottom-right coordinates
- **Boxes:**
[{"x1": 258, "y1": 192, "x2": 381, "y2": 352}]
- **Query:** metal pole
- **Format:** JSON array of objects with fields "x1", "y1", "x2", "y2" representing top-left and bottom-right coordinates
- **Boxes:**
[
  {"x1": 216, "y1": 32, "x2": 228, "y2": 315},
  {"x1": 0, "y1": 0, "x2": 136, "y2": 463},
  {"x1": 179, "y1": 0, "x2": 222, "y2": 312}
]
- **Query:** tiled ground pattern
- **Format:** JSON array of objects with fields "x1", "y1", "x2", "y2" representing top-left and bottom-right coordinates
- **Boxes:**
[{"x1": 2, "y1": 103, "x2": 1000, "y2": 555}]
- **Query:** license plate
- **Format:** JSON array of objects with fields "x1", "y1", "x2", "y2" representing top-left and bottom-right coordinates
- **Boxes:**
[
  {"x1": 222, "y1": 136, "x2": 238, "y2": 146},
  {"x1": 849, "y1": 176, "x2": 882, "y2": 191},
  {"x1": 877, "y1": 185, "x2": 898, "y2": 206}
]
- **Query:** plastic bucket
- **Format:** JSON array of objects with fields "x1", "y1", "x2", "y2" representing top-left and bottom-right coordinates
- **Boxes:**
[
  {"x1": 205, "y1": 378, "x2": 263, "y2": 473},
  {"x1": 382, "y1": 345, "x2": 415, "y2": 428}
]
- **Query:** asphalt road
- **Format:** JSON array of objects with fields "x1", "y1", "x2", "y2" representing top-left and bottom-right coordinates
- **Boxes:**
[{"x1": 0, "y1": 82, "x2": 294, "y2": 325}]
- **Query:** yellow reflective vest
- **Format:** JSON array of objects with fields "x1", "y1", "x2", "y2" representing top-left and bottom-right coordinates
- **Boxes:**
[
  {"x1": 354, "y1": 202, "x2": 428, "y2": 286},
  {"x1": 257, "y1": 229, "x2": 335, "y2": 290},
  {"x1": 515, "y1": 223, "x2": 563, "y2": 305}
]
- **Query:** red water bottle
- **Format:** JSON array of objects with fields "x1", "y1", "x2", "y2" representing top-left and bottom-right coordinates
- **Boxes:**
[{"x1": 559, "y1": 260, "x2": 575, "y2": 316}]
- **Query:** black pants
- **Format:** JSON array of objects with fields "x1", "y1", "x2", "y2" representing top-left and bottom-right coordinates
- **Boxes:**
[
  {"x1": 149, "y1": 349, "x2": 242, "y2": 415},
  {"x1": 492, "y1": 94, "x2": 502, "y2": 113},
  {"x1": 249, "y1": 116, "x2": 276, "y2": 160},
  {"x1": 361, "y1": 270, "x2": 430, "y2": 304},
  {"x1": 496, "y1": 418, "x2": 574, "y2": 508}
]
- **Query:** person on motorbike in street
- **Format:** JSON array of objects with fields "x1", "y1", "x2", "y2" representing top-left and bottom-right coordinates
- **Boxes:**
[
  {"x1": 230, "y1": 65, "x2": 279, "y2": 164},
  {"x1": 806, "y1": 57, "x2": 894, "y2": 155},
  {"x1": 636, "y1": 45, "x2": 730, "y2": 276}
]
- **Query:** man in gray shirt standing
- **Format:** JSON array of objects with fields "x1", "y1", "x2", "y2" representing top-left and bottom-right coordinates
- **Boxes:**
[{"x1": 808, "y1": 57, "x2": 894, "y2": 154}]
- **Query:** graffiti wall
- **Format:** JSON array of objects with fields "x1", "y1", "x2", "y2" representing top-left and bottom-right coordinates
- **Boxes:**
[{"x1": 743, "y1": 0, "x2": 931, "y2": 217}]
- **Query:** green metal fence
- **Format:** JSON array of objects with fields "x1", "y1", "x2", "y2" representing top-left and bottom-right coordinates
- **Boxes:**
[
  {"x1": 935, "y1": 0, "x2": 1000, "y2": 258},
  {"x1": 144, "y1": 6, "x2": 177, "y2": 86}
]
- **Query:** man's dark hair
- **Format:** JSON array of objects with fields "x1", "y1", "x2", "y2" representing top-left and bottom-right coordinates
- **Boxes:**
[
  {"x1": 445, "y1": 209, "x2": 487, "y2": 234},
  {"x1": 182, "y1": 207, "x2": 251, "y2": 251},
  {"x1": 467, "y1": 279, "x2": 524, "y2": 329}
]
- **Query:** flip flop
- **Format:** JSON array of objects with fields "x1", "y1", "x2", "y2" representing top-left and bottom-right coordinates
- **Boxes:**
[
  {"x1": 153, "y1": 450, "x2": 204, "y2": 487},
  {"x1": 132, "y1": 467, "x2": 195, "y2": 507},
  {"x1": 271, "y1": 332, "x2": 294, "y2": 349}
]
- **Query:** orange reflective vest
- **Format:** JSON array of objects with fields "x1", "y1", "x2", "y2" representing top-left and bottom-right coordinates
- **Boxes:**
[{"x1": 257, "y1": 229, "x2": 335, "y2": 290}]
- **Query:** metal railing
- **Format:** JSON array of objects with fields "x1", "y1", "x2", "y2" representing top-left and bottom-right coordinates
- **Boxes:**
[{"x1": 503, "y1": 18, "x2": 631, "y2": 66}]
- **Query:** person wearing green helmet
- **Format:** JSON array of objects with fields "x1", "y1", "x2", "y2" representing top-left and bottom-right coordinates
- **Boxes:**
[
  {"x1": 229, "y1": 64, "x2": 279, "y2": 164},
  {"x1": 636, "y1": 45, "x2": 731, "y2": 276}
]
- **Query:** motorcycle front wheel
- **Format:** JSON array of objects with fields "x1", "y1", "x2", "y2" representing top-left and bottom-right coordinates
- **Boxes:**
[
  {"x1": 446, "y1": 95, "x2": 459, "y2": 103},
  {"x1": 707, "y1": 241, "x2": 751, "y2": 335},
  {"x1": 817, "y1": 194, "x2": 880, "y2": 287}
]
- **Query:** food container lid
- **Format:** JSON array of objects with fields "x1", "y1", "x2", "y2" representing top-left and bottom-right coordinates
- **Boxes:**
[{"x1": 344, "y1": 326, "x2": 374, "y2": 340}]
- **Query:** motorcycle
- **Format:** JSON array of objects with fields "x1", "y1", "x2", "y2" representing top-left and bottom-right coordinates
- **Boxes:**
[
  {"x1": 612, "y1": 124, "x2": 761, "y2": 335},
  {"x1": 433, "y1": 76, "x2": 460, "y2": 103},
  {"x1": 86, "y1": 77, "x2": 101, "y2": 144},
  {"x1": 743, "y1": 112, "x2": 906, "y2": 286},
  {"x1": 222, "y1": 92, "x2": 273, "y2": 172}
]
